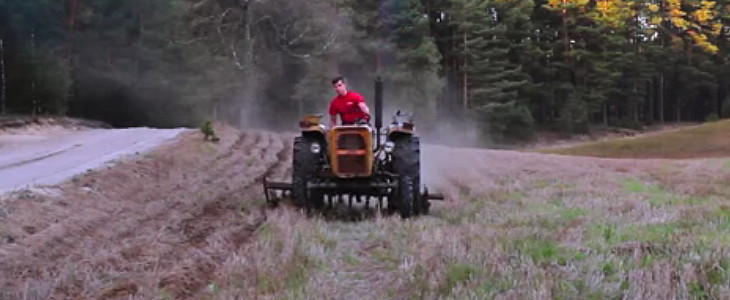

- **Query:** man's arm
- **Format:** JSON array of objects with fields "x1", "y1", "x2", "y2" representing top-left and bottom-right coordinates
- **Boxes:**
[
  {"x1": 358, "y1": 102, "x2": 370, "y2": 115},
  {"x1": 330, "y1": 115, "x2": 337, "y2": 128},
  {"x1": 354, "y1": 93, "x2": 370, "y2": 115}
]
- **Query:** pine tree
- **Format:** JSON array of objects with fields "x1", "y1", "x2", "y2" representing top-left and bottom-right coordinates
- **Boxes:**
[
  {"x1": 344, "y1": 0, "x2": 443, "y2": 123},
  {"x1": 449, "y1": 0, "x2": 534, "y2": 141}
]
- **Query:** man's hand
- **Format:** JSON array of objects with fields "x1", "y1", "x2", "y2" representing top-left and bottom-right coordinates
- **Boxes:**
[{"x1": 330, "y1": 115, "x2": 337, "y2": 128}]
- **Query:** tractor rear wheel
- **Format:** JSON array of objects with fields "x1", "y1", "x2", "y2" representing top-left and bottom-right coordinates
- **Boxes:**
[
  {"x1": 398, "y1": 176, "x2": 415, "y2": 218},
  {"x1": 292, "y1": 136, "x2": 323, "y2": 209},
  {"x1": 392, "y1": 135, "x2": 422, "y2": 217}
]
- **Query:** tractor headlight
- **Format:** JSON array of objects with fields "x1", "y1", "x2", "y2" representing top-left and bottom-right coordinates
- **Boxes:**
[
  {"x1": 310, "y1": 143, "x2": 321, "y2": 154},
  {"x1": 384, "y1": 141, "x2": 395, "y2": 153}
]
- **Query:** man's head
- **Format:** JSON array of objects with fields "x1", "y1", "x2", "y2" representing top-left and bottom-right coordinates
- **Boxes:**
[{"x1": 332, "y1": 76, "x2": 347, "y2": 96}]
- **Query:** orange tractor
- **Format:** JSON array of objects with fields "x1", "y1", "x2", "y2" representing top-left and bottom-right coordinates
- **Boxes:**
[{"x1": 263, "y1": 78, "x2": 443, "y2": 218}]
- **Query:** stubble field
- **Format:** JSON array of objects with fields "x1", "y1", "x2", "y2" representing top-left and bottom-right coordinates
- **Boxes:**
[{"x1": 1, "y1": 123, "x2": 730, "y2": 299}]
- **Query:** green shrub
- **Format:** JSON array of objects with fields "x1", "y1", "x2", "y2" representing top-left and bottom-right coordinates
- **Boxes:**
[{"x1": 200, "y1": 121, "x2": 219, "y2": 142}]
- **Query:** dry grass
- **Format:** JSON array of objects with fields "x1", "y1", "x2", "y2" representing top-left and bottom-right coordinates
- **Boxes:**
[
  {"x1": 535, "y1": 120, "x2": 730, "y2": 159},
  {"x1": 2, "y1": 125, "x2": 730, "y2": 299},
  {"x1": 207, "y1": 146, "x2": 730, "y2": 299},
  {"x1": 217, "y1": 148, "x2": 730, "y2": 299}
]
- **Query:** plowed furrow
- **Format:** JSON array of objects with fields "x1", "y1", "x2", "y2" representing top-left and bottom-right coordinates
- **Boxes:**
[
  {"x1": 262, "y1": 135, "x2": 293, "y2": 182},
  {"x1": 0, "y1": 131, "x2": 257, "y2": 265},
  {"x1": 0, "y1": 129, "x2": 287, "y2": 299}
]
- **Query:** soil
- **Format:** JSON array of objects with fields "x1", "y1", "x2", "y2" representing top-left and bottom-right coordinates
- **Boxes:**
[{"x1": 0, "y1": 121, "x2": 725, "y2": 299}]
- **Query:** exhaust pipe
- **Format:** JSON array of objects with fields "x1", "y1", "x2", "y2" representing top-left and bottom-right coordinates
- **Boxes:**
[{"x1": 375, "y1": 77, "x2": 383, "y2": 149}]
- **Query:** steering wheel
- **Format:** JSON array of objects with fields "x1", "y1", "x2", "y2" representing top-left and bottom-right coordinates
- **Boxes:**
[{"x1": 355, "y1": 114, "x2": 371, "y2": 125}]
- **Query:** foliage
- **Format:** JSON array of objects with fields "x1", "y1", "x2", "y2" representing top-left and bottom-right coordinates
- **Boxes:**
[
  {"x1": 201, "y1": 120, "x2": 219, "y2": 143},
  {"x1": 2, "y1": 0, "x2": 730, "y2": 142},
  {"x1": 475, "y1": 100, "x2": 535, "y2": 143}
]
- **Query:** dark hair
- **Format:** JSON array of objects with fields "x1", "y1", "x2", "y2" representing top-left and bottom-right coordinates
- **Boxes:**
[{"x1": 331, "y1": 76, "x2": 345, "y2": 85}]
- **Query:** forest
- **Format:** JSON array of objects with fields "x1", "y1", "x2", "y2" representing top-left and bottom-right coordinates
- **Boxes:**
[{"x1": 1, "y1": 0, "x2": 730, "y2": 143}]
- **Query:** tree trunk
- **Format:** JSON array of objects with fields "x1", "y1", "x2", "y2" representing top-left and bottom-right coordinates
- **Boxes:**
[
  {"x1": 719, "y1": 85, "x2": 727, "y2": 118},
  {"x1": 134, "y1": 0, "x2": 143, "y2": 91},
  {"x1": 633, "y1": 11, "x2": 641, "y2": 125},
  {"x1": 658, "y1": 31, "x2": 665, "y2": 124},
  {"x1": 563, "y1": 10, "x2": 569, "y2": 63},
  {"x1": 240, "y1": 0, "x2": 256, "y2": 128},
  {"x1": 633, "y1": 76, "x2": 639, "y2": 124},
  {"x1": 67, "y1": 0, "x2": 78, "y2": 62},
  {"x1": 66, "y1": 0, "x2": 78, "y2": 115},
  {"x1": 31, "y1": 31, "x2": 37, "y2": 116},
  {"x1": 659, "y1": 73, "x2": 664, "y2": 123},
  {"x1": 551, "y1": 87, "x2": 557, "y2": 121},
  {"x1": 647, "y1": 78, "x2": 654, "y2": 124},
  {"x1": 541, "y1": 95, "x2": 548, "y2": 123},
  {"x1": 450, "y1": 28, "x2": 459, "y2": 113},
  {"x1": 0, "y1": 38, "x2": 5, "y2": 115},
  {"x1": 676, "y1": 99, "x2": 681, "y2": 122},
  {"x1": 712, "y1": 85, "x2": 718, "y2": 118},
  {"x1": 462, "y1": 32, "x2": 468, "y2": 109}
]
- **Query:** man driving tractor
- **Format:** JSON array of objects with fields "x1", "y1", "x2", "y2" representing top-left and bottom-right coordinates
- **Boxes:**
[{"x1": 329, "y1": 76, "x2": 371, "y2": 127}]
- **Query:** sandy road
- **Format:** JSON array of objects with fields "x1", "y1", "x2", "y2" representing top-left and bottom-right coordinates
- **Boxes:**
[{"x1": 0, "y1": 127, "x2": 188, "y2": 194}]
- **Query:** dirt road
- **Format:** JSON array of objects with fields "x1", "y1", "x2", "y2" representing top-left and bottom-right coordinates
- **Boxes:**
[
  {"x1": 0, "y1": 128, "x2": 188, "y2": 194},
  {"x1": 1, "y1": 124, "x2": 729, "y2": 299}
]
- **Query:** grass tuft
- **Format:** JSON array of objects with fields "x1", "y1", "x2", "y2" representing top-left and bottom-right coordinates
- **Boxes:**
[
  {"x1": 442, "y1": 263, "x2": 478, "y2": 294},
  {"x1": 512, "y1": 235, "x2": 558, "y2": 264}
]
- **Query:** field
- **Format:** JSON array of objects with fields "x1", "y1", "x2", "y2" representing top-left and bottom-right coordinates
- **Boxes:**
[
  {"x1": 1, "y1": 123, "x2": 730, "y2": 299},
  {"x1": 537, "y1": 120, "x2": 730, "y2": 159}
]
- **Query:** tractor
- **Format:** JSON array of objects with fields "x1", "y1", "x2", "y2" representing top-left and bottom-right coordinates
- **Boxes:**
[{"x1": 263, "y1": 77, "x2": 443, "y2": 218}]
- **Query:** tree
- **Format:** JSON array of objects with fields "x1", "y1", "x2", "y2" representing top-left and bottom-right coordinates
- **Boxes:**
[
  {"x1": 344, "y1": 0, "x2": 443, "y2": 125},
  {"x1": 449, "y1": 0, "x2": 534, "y2": 141}
]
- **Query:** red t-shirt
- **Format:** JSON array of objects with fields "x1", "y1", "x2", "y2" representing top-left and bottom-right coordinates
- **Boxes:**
[{"x1": 329, "y1": 91, "x2": 367, "y2": 123}]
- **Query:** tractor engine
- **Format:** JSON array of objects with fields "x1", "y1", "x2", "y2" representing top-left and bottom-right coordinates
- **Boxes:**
[{"x1": 329, "y1": 127, "x2": 373, "y2": 177}]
